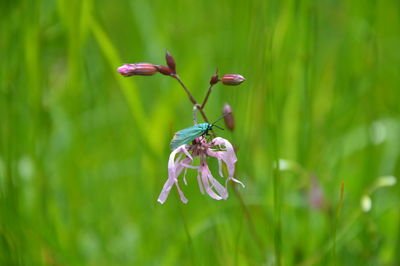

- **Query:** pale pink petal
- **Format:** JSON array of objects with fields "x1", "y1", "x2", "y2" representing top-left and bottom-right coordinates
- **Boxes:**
[
  {"x1": 206, "y1": 149, "x2": 220, "y2": 159},
  {"x1": 199, "y1": 161, "x2": 228, "y2": 200},
  {"x1": 200, "y1": 165, "x2": 222, "y2": 200},
  {"x1": 210, "y1": 137, "x2": 245, "y2": 193},
  {"x1": 211, "y1": 137, "x2": 237, "y2": 177},
  {"x1": 174, "y1": 157, "x2": 193, "y2": 181},
  {"x1": 197, "y1": 173, "x2": 204, "y2": 194},
  {"x1": 207, "y1": 171, "x2": 228, "y2": 199},
  {"x1": 175, "y1": 182, "x2": 188, "y2": 203},
  {"x1": 224, "y1": 176, "x2": 246, "y2": 190},
  {"x1": 217, "y1": 158, "x2": 223, "y2": 178},
  {"x1": 157, "y1": 175, "x2": 188, "y2": 204},
  {"x1": 181, "y1": 145, "x2": 193, "y2": 160},
  {"x1": 230, "y1": 177, "x2": 245, "y2": 187},
  {"x1": 157, "y1": 177, "x2": 176, "y2": 204},
  {"x1": 167, "y1": 146, "x2": 184, "y2": 177},
  {"x1": 159, "y1": 147, "x2": 192, "y2": 204},
  {"x1": 174, "y1": 153, "x2": 183, "y2": 165},
  {"x1": 181, "y1": 163, "x2": 199, "y2": 169},
  {"x1": 183, "y1": 168, "x2": 188, "y2": 185},
  {"x1": 176, "y1": 157, "x2": 192, "y2": 170}
]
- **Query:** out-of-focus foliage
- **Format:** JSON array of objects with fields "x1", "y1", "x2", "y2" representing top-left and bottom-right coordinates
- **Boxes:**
[{"x1": 1, "y1": 0, "x2": 399, "y2": 265}]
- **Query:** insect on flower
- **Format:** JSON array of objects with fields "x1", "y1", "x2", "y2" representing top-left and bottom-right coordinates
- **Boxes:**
[
  {"x1": 170, "y1": 115, "x2": 227, "y2": 150},
  {"x1": 158, "y1": 136, "x2": 245, "y2": 204},
  {"x1": 116, "y1": 51, "x2": 247, "y2": 204}
]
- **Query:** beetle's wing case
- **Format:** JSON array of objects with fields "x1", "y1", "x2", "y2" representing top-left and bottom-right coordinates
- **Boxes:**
[{"x1": 169, "y1": 123, "x2": 209, "y2": 150}]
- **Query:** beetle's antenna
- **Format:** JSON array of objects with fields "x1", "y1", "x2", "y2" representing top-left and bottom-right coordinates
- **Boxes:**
[
  {"x1": 212, "y1": 112, "x2": 231, "y2": 125},
  {"x1": 213, "y1": 125, "x2": 224, "y2": 130}
]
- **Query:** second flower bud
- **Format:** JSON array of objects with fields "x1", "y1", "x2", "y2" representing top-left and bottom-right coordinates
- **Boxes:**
[{"x1": 221, "y1": 74, "x2": 246, "y2": 85}]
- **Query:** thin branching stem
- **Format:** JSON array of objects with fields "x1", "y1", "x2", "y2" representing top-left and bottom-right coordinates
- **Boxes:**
[
  {"x1": 173, "y1": 75, "x2": 210, "y2": 124},
  {"x1": 174, "y1": 75, "x2": 197, "y2": 105},
  {"x1": 174, "y1": 72, "x2": 263, "y2": 252},
  {"x1": 200, "y1": 84, "x2": 214, "y2": 109}
]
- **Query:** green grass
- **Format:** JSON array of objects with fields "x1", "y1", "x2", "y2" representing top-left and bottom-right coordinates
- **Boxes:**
[{"x1": 1, "y1": 0, "x2": 400, "y2": 265}]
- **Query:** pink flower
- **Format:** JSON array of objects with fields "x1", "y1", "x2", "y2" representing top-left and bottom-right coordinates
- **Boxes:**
[{"x1": 158, "y1": 136, "x2": 245, "y2": 204}]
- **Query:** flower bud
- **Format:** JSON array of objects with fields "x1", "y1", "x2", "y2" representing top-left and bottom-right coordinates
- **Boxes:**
[
  {"x1": 221, "y1": 74, "x2": 246, "y2": 85},
  {"x1": 117, "y1": 63, "x2": 157, "y2": 76},
  {"x1": 210, "y1": 72, "x2": 219, "y2": 85},
  {"x1": 223, "y1": 103, "x2": 235, "y2": 131},
  {"x1": 155, "y1": 65, "x2": 173, "y2": 76},
  {"x1": 165, "y1": 50, "x2": 176, "y2": 74}
]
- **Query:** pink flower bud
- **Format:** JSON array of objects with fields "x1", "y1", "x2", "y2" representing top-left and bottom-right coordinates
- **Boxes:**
[
  {"x1": 165, "y1": 51, "x2": 176, "y2": 74},
  {"x1": 117, "y1": 63, "x2": 157, "y2": 76},
  {"x1": 221, "y1": 74, "x2": 246, "y2": 85},
  {"x1": 223, "y1": 103, "x2": 235, "y2": 131},
  {"x1": 155, "y1": 65, "x2": 173, "y2": 76},
  {"x1": 210, "y1": 72, "x2": 220, "y2": 85}
]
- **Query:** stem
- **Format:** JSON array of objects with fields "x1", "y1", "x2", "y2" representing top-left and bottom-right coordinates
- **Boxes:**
[
  {"x1": 173, "y1": 75, "x2": 210, "y2": 124},
  {"x1": 174, "y1": 69, "x2": 261, "y2": 252},
  {"x1": 200, "y1": 84, "x2": 214, "y2": 109},
  {"x1": 174, "y1": 75, "x2": 197, "y2": 105},
  {"x1": 198, "y1": 108, "x2": 210, "y2": 124}
]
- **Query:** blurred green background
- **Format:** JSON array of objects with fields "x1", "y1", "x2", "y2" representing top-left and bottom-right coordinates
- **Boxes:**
[{"x1": 1, "y1": 0, "x2": 400, "y2": 265}]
